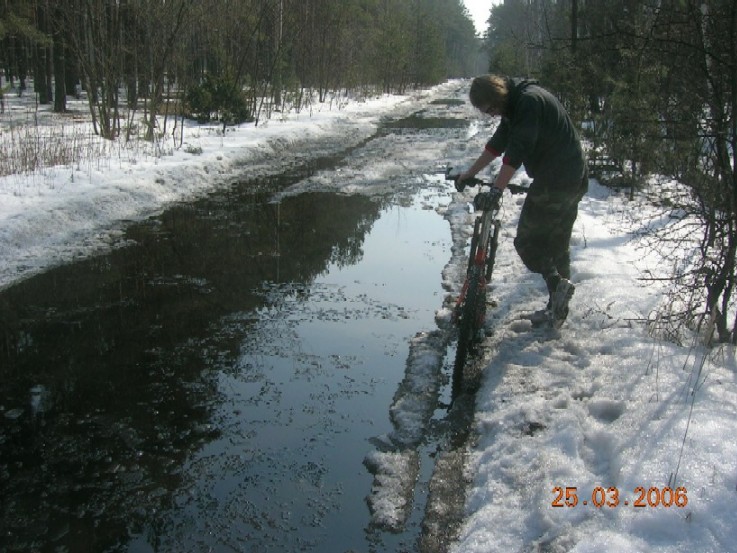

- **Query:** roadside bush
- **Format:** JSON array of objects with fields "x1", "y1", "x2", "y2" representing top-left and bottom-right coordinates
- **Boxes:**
[{"x1": 184, "y1": 75, "x2": 252, "y2": 126}]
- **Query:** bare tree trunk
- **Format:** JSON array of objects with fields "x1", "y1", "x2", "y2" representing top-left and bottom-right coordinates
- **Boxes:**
[
  {"x1": 145, "y1": 0, "x2": 191, "y2": 141},
  {"x1": 571, "y1": 0, "x2": 578, "y2": 53},
  {"x1": 52, "y1": 0, "x2": 67, "y2": 114}
]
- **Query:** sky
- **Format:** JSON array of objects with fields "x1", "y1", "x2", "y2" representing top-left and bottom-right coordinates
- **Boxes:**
[
  {"x1": 1, "y1": 81, "x2": 735, "y2": 552},
  {"x1": 464, "y1": 0, "x2": 499, "y2": 34}
]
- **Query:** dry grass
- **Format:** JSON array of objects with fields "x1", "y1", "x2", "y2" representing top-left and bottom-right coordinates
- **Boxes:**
[
  {"x1": 0, "y1": 119, "x2": 104, "y2": 177},
  {"x1": 0, "y1": 99, "x2": 178, "y2": 181}
]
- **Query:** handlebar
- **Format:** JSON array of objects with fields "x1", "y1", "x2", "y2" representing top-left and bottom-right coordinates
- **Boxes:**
[{"x1": 445, "y1": 166, "x2": 529, "y2": 195}]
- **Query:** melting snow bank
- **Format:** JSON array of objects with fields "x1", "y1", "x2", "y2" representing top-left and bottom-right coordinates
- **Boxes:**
[
  {"x1": 364, "y1": 330, "x2": 451, "y2": 529},
  {"x1": 361, "y1": 169, "x2": 485, "y2": 534},
  {"x1": 364, "y1": 439, "x2": 420, "y2": 528}
]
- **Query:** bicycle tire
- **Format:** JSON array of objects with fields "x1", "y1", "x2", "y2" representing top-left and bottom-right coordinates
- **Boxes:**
[
  {"x1": 467, "y1": 217, "x2": 481, "y2": 274},
  {"x1": 453, "y1": 265, "x2": 486, "y2": 395},
  {"x1": 485, "y1": 222, "x2": 500, "y2": 281}
]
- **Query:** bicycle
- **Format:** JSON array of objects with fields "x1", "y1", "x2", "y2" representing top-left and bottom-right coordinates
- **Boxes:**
[{"x1": 445, "y1": 166, "x2": 527, "y2": 397}]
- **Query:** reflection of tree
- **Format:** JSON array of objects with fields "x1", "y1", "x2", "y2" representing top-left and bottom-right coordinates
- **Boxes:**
[
  {"x1": 0, "y1": 186, "x2": 381, "y2": 551},
  {"x1": 279, "y1": 192, "x2": 380, "y2": 272}
]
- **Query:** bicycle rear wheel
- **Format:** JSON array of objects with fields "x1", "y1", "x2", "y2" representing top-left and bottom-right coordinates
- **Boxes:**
[{"x1": 453, "y1": 265, "x2": 486, "y2": 396}]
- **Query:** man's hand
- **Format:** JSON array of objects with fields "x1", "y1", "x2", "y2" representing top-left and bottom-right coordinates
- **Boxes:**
[
  {"x1": 455, "y1": 173, "x2": 472, "y2": 192},
  {"x1": 473, "y1": 187, "x2": 503, "y2": 210}
]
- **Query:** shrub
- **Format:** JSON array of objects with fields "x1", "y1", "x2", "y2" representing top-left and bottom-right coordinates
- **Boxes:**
[{"x1": 184, "y1": 75, "x2": 251, "y2": 125}]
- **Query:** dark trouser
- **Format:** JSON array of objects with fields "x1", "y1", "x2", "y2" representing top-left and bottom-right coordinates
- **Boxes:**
[{"x1": 513, "y1": 174, "x2": 587, "y2": 294}]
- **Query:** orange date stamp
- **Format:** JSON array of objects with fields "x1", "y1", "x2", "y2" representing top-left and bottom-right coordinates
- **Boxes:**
[{"x1": 552, "y1": 486, "x2": 688, "y2": 508}]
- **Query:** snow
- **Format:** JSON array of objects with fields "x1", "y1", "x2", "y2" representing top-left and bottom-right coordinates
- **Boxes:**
[
  {"x1": 2, "y1": 80, "x2": 736, "y2": 551},
  {"x1": 447, "y1": 179, "x2": 737, "y2": 552}
]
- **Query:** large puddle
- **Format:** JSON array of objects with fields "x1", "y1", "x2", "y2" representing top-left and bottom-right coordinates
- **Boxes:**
[
  {"x1": 0, "y1": 175, "x2": 454, "y2": 552},
  {"x1": 0, "y1": 84, "x2": 485, "y2": 551}
]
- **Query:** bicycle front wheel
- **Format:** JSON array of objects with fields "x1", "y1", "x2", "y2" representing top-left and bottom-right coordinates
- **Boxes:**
[
  {"x1": 453, "y1": 265, "x2": 486, "y2": 395},
  {"x1": 485, "y1": 222, "x2": 500, "y2": 281}
]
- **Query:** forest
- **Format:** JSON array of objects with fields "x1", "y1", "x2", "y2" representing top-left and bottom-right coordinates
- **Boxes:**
[
  {"x1": 484, "y1": 0, "x2": 737, "y2": 344},
  {"x1": 0, "y1": 0, "x2": 481, "y2": 138},
  {"x1": 1, "y1": 0, "x2": 736, "y2": 343}
]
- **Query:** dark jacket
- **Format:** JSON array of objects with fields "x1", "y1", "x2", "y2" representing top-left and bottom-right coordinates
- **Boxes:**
[{"x1": 486, "y1": 78, "x2": 586, "y2": 189}]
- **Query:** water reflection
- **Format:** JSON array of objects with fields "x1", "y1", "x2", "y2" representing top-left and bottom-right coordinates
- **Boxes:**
[
  {"x1": 0, "y1": 187, "x2": 384, "y2": 551},
  {"x1": 382, "y1": 114, "x2": 468, "y2": 130}
]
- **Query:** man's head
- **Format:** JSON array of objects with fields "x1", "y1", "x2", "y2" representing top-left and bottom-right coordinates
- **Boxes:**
[{"x1": 469, "y1": 75, "x2": 509, "y2": 117}]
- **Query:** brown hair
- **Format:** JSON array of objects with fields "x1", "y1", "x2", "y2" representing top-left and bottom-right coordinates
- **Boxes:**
[{"x1": 469, "y1": 74, "x2": 509, "y2": 114}]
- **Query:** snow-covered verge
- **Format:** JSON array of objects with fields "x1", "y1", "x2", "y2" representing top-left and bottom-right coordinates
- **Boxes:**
[{"x1": 445, "y1": 178, "x2": 737, "y2": 553}]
